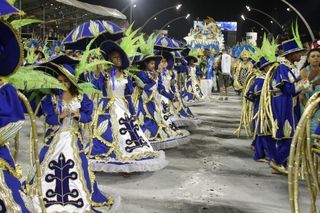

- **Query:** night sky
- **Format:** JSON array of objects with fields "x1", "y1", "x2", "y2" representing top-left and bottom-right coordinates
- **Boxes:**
[{"x1": 79, "y1": 0, "x2": 319, "y2": 42}]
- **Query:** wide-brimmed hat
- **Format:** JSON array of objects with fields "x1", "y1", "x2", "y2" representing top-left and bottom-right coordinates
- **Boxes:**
[
  {"x1": 258, "y1": 57, "x2": 274, "y2": 69},
  {"x1": 47, "y1": 54, "x2": 79, "y2": 66},
  {"x1": 172, "y1": 51, "x2": 183, "y2": 59},
  {"x1": 0, "y1": 20, "x2": 23, "y2": 78},
  {"x1": 130, "y1": 55, "x2": 144, "y2": 65},
  {"x1": 154, "y1": 36, "x2": 184, "y2": 51},
  {"x1": 181, "y1": 47, "x2": 191, "y2": 57},
  {"x1": 158, "y1": 51, "x2": 175, "y2": 70},
  {"x1": 35, "y1": 62, "x2": 79, "y2": 88},
  {"x1": 100, "y1": 40, "x2": 130, "y2": 69},
  {"x1": 281, "y1": 39, "x2": 305, "y2": 56},
  {"x1": 185, "y1": 55, "x2": 198, "y2": 63},
  {"x1": 137, "y1": 54, "x2": 162, "y2": 70}
]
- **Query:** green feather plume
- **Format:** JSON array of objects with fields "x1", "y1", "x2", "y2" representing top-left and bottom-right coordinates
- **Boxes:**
[
  {"x1": 188, "y1": 49, "x2": 199, "y2": 58},
  {"x1": 250, "y1": 47, "x2": 261, "y2": 63},
  {"x1": 138, "y1": 33, "x2": 157, "y2": 55},
  {"x1": 260, "y1": 34, "x2": 269, "y2": 54},
  {"x1": 28, "y1": 89, "x2": 51, "y2": 108},
  {"x1": 260, "y1": 34, "x2": 277, "y2": 63},
  {"x1": 8, "y1": 66, "x2": 66, "y2": 91},
  {"x1": 76, "y1": 37, "x2": 115, "y2": 82},
  {"x1": 78, "y1": 82, "x2": 102, "y2": 96},
  {"x1": 7, "y1": 0, "x2": 16, "y2": 5},
  {"x1": 23, "y1": 38, "x2": 31, "y2": 49},
  {"x1": 120, "y1": 23, "x2": 142, "y2": 58},
  {"x1": 11, "y1": 19, "x2": 43, "y2": 29},
  {"x1": 25, "y1": 46, "x2": 37, "y2": 65},
  {"x1": 84, "y1": 60, "x2": 113, "y2": 72},
  {"x1": 75, "y1": 37, "x2": 97, "y2": 81},
  {"x1": 291, "y1": 20, "x2": 303, "y2": 48}
]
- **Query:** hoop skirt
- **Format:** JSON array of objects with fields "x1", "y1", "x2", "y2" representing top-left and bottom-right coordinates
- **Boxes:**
[
  {"x1": 30, "y1": 94, "x2": 119, "y2": 212},
  {"x1": 136, "y1": 71, "x2": 190, "y2": 150},
  {"x1": 89, "y1": 73, "x2": 168, "y2": 173}
]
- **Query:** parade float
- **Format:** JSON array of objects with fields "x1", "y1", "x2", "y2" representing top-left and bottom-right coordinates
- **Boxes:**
[{"x1": 184, "y1": 17, "x2": 225, "y2": 100}]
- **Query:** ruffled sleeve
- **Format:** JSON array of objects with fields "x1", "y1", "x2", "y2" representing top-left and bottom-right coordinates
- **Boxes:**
[
  {"x1": 90, "y1": 72, "x2": 107, "y2": 97},
  {"x1": 158, "y1": 75, "x2": 174, "y2": 100},
  {"x1": 41, "y1": 94, "x2": 60, "y2": 126},
  {"x1": 78, "y1": 94, "x2": 93, "y2": 123},
  {"x1": 137, "y1": 71, "x2": 156, "y2": 95},
  {"x1": 273, "y1": 64, "x2": 298, "y2": 96},
  {"x1": 273, "y1": 64, "x2": 295, "y2": 86}
]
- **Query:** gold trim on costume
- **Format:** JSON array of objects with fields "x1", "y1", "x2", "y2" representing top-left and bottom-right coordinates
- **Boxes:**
[{"x1": 0, "y1": 172, "x2": 22, "y2": 212}]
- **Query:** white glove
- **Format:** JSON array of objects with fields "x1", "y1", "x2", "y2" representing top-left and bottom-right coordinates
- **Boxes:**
[{"x1": 295, "y1": 79, "x2": 312, "y2": 93}]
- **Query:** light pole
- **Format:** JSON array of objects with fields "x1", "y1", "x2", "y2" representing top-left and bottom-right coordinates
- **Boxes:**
[
  {"x1": 280, "y1": 0, "x2": 315, "y2": 41},
  {"x1": 130, "y1": 0, "x2": 133, "y2": 23},
  {"x1": 241, "y1": 15, "x2": 271, "y2": 35},
  {"x1": 121, "y1": 1, "x2": 136, "y2": 13},
  {"x1": 160, "y1": 14, "x2": 190, "y2": 31},
  {"x1": 140, "y1": 4, "x2": 182, "y2": 32},
  {"x1": 245, "y1": 5, "x2": 283, "y2": 30},
  {"x1": 121, "y1": 0, "x2": 136, "y2": 23}
]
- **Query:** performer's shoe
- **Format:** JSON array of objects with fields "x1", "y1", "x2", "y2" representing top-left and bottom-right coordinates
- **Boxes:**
[
  {"x1": 224, "y1": 96, "x2": 228, "y2": 100},
  {"x1": 218, "y1": 96, "x2": 223, "y2": 101},
  {"x1": 255, "y1": 158, "x2": 269, "y2": 163},
  {"x1": 269, "y1": 161, "x2": 288, "y2": 175}
]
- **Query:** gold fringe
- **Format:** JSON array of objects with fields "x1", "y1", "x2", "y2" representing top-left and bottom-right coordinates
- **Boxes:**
[
  {"x1": 0, "y1": 158, "x2": 22, "y2": 179},
  {"x1": 287, "y1": 91, "x2": 320, "y2": 213}
]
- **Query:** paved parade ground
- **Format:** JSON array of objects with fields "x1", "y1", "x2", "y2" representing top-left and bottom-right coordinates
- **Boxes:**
[{"x1": 16, "y1": 94, "x2": 309, "y2": 213}]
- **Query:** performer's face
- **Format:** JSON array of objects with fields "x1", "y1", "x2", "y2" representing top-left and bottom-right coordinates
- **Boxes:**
[
  {"x1": 58, "y1": 74, "x2": 71, "y2": 89},
  {"x1": 146, "y1": 60, "x2": 155, "y2": 71},
  {"x1": 288, "y1": 52, "x2": 302, "y2": 62},
  {"x1": 242, "y1": 56, "x2": 249, "y2": 61},
  {"x1": 75, "y1": 51, "x2": 81, "y2": 58},
  {"x1": 110, "y1": 51, "x2": 122, "y2": 67},
  {"x1": 308, "y1": 51, "x2": 320, "y2": 67},
  {"x1": 161, "y1": 58, "x2": 168, "y2": 69}
]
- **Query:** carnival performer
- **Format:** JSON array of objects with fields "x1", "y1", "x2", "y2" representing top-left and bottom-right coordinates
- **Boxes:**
[
  {"x1": 177, "y1": 56, "x2": 196, "y2": 102},
  {"x1": 156, "y1": 51, "x2": 198, "y2": 127},
  {"x1": 246, "y1": 38, "x2": 278, "y2": 163},
  {"x1": 265, "y1": 26, "x2": 311, "y2": 174},
  {"x1": 233, "y1": 49, "x2": 253, "y2": 93},
  {"x1": 172, "y1": 51, "x2": 196, "y2": 119},
  {"x1": 135, "y1": 35, "x2": 190, "y2": 150},
  {"x1": 184, "y1": 52, "x2": 204, "y2": 101},
  {"x1": 31, "y1": 62, "x2": 118, "y2": 212},
  {"x1": 88, "y1": 40, "x2": 168, "y2": 173},
  {"x1": 0, "y1": 19, "x2": 32, "y2": 213}
]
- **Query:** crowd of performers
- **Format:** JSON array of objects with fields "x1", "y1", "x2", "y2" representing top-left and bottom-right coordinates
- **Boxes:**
[
  {"x1": 235, "y1": 23, "x2": 320, "y2": 178},
  {"x1": 0, "y1": 2, "x2": 210, "y2": 212},
  {"x1": 3, "y1": 1, "x2": 320, "y2": 212}
]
